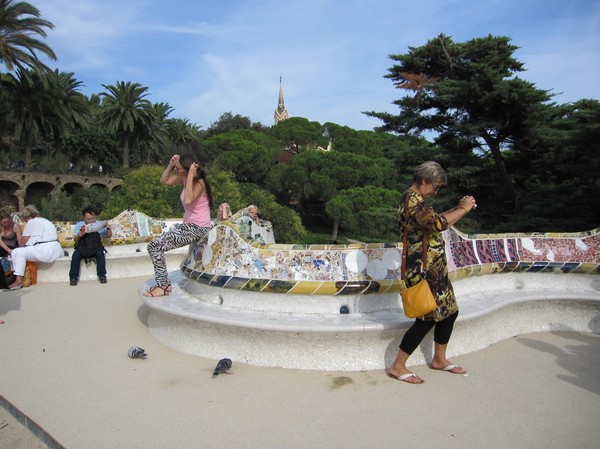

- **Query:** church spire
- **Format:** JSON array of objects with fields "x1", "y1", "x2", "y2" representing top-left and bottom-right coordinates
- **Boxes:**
[{"x1": 274, "y1": 76, "x2": 289, "y2": 124}]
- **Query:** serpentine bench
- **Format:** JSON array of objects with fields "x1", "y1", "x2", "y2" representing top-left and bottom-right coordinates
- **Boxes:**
[
  {"x1": 34, "y1": 210, "x2": 184, "y2": 283},
  {"x1": 140, "y1": 224, "x2": 600, "y2": 371}
]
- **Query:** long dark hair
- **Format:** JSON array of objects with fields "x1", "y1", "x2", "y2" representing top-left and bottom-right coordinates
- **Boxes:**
[{"x1": 178, "y1": 154, "x2": 214, "y2": 209}]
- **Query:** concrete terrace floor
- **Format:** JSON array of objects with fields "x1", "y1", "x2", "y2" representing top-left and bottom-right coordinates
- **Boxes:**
[{"x1": 1, "y1": 276, "x2": 599, "y2": 449}]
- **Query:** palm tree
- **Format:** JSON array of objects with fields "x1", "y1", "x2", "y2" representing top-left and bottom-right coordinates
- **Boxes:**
[
  {"x1": 1, "y1": 68, "x2": 48, "y2": 167},
  {"x1": 0, "y1": 0, "x2": 56, "y2": 74},
  {"x1": 99, "y1": 81, "x2": 154, "y2": 168},
  {"x1": 133, "y1": 101, "x2": 173, "y2": 165},
  {"x1": 45, "y1": 70, "x2": 91, "y2": 155},
  {"x1": 166, "y1": 118, "x2": 202, "y2": 151},
  {"x1": 151, "y1": 102, "x2": 174, "y2": 122},
  {"x1": 1, "y1": 68, "x2": 89, "y2": 169}
]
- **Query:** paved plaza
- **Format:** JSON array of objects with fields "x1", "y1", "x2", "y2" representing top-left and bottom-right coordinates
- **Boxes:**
[{"x1": 1, "y1": 276, "x2": 599, "y2": 449}]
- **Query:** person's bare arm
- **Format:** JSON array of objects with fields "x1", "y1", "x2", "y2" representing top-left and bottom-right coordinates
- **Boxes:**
[
  {"x1": 182, "y1": 163, "x2": 205, "y2": 205},
  {"x1": 442, "y1": 195, "x2": 477, "y2": 226},
  {"x1": 160, "y1": 154, "x2": 184, "y2": 186}
]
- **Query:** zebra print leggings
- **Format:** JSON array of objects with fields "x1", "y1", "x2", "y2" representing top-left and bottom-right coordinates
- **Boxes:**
[{"x1": 147, "y1": 222, "x2": 209, "y2": 288}]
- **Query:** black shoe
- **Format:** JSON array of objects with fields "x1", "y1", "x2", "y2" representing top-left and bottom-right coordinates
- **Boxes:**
[
  {"x1": 70, "y1": 278, "x2": 78, "y2": 286},
  {"x1": 99, "y1": 277, "x2": 107, "y2": 284}
]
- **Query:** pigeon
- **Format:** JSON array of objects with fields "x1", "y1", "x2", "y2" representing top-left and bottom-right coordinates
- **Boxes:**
[
  {"x1": 212, "y1": 358, "x2": 232, "y2": 377},
  {"x1": 128, "y1": 346, "x2": 148, "y2": 359}
]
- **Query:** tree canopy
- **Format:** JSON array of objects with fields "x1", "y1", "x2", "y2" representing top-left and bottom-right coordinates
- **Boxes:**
[
  {"x1": 364, "y1": 34, "x2": 599, "y2": 233},
  {"x1": 366, "y1": 34, "x2": 552, "y2": 211},
  {"x1": 0, "y1": 0, "x2": 56, "y2": 74},
  {"x1": 0, "y1": 13, "x2": 598, "y2": 238}
]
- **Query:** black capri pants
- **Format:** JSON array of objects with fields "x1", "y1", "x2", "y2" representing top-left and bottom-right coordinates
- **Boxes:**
[{"x1": 399, "y1": 310, "x2": 459, "y2": 355}]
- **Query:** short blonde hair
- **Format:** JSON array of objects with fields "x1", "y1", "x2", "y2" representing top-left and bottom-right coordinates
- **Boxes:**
[{"x1": 22, "y1": 204, "x2": 40, "y2": 218}]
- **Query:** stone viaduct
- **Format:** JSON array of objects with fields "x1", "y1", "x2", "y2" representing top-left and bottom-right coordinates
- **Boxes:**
[{"x1": 0, "y1": 171, "x2": 123, "y2": 212}]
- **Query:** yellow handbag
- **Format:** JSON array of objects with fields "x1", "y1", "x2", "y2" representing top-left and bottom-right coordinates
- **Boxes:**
[
  {"x1": 401, "y1": 277, "x2": 437, "y2": 318},
  {"x1": 400, "y1": 196, "x2": 437, "y2": 318}
]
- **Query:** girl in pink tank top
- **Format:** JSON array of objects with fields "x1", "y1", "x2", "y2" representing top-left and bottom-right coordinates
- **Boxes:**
[{"x1": 144, "y1": 154, "x2": 214, "y2": 297}]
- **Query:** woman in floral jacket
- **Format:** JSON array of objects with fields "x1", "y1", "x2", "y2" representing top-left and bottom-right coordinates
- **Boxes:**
[{"x1": 388, "y1": 161, "x2": 477, "y2": 384}]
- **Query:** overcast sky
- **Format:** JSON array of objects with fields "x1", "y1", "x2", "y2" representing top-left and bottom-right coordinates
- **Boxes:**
[{"x1": 35, "y1": 0, "x2": 599, "y2": 131}]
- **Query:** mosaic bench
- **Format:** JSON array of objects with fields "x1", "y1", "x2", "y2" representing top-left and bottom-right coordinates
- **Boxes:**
[
  {"x1": 35, "y1": 210, "x2": 184, "y2": 283},
  {"x1": 140, "y1": 224, "x2": 600, "y2": 371},
  {"x1": 53, "y1": 209, "x2": 182, "y2": 248}
]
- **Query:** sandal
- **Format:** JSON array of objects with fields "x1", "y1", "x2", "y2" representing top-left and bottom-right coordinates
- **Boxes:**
[
  {"x1": 430, "y1": 364, "x2": 467, "y2": 375},
  {"x1": 388, "y1": 371, "x2": 424, "y2": 384},
  {"x1": 143, "y1": 284, "x2": 171, "y2": 297}
]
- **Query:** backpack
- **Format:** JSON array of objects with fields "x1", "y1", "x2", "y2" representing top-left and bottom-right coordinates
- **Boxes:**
[{"x1": 76, "y1": 232, "x2": 105, "y2": 258}]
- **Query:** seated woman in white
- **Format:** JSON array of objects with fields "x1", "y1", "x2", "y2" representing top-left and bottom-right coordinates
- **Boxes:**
[{"x1": 6, "y1": 205, "x2": 63, "y2": 290}]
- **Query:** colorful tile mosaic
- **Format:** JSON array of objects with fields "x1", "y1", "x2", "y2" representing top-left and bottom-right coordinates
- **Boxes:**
[
  {"x1": 181, "y1": 224, "x2": 600, "y2": 296},
  {"x1": 52, "y1": 210, "x2": 182, "y2": 248}
]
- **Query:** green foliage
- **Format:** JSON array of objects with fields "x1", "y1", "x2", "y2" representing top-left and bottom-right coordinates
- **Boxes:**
[
  {"x1": 63, "y1": 129, "x2": 119, "y2": 173},
  {"x1": 2, "y1": 69, "x2": 50, "y2": 167},
  {"x1": 208, "y1": 169, "x2": 246, "y2": 212},
  {"x1": 277, "y1": 150, "x2": 397, "y2": 205},
  {"x1": 1, "y1": 68, "x2": 93, "y2": 170},
  {"x1": 205, "y1": 112, "x2": 265, "y2": 138},
  {"x1": 382, "y1": 135, "x2": 446, "y2": 192},
  {"x1": 504, "y1": 99, "x2": 600, "y2": 232},
  {"x1": 325, "y1": 186, "x2": 401, "y2": 240},
  {"x1": 99, "y1": 81, "x2": 155, "y2": 168},
  {"x1": 0, "y1": 0, "x2": 56, "y2": 74},
  {"x1": 322, "y1": 122, "x2": 387, "y2": 158},
  {"x1": 39, "y1": 189, "x2": 79, "y2": 221},
  {"x1": 166, "y1": 118, "x2": 202, "y2": 151},
  {"x1": 103, "y1": 165, "x2": 182, "y2": 218},
  {"x1": 70, "y1": 185, "x2": 112, "y2": 217},
  {"x1": 300, "y1": 230, "x2": 352, "y2": 245},
  {"x1": 268, "y1": 116, "x2": 327, "y2": 148},
  {"x1": 129, "y1": 102, "x2": 174, "y2": 166},
  {"x1": 1, "y1": 18, "x2": 599, "y2": 236},
  {"x1": 46, "y1": 70, "x2": 91, "y2": 139},
  {"x1": 99, "y1": 166, "x2": 307, "y2": 243},
  {"x1": 206, "y1": 130, "x2": 280, "y2": 184},
  {"x1": 366, "y1": 33, "x2": 552, "y2": 217},
  {"x1": 262, "y1": 163, "x2": 289, "y2": 199}
]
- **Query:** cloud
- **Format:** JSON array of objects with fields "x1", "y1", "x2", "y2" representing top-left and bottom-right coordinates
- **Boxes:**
[{"x1": 33, "y1": 0, "x2": 600, "y2": 130}]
